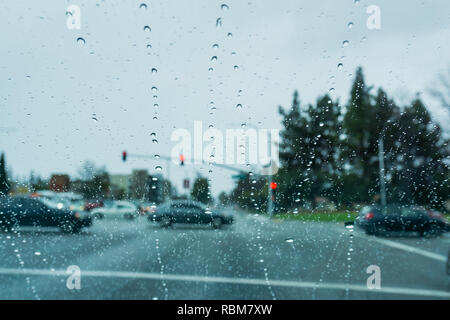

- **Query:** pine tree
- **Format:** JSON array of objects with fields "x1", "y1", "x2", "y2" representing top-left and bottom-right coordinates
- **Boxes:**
[
  {"x1": 0, "y1": 153, "x2": 10, "y2": 196},
  {"x1": 390, "y1": 97, "x2": 449, "y2": 208},
  {"x1": 191, "y1": 176, "x2": 211, "y2": 204},
  {"x1": 278, "y1": 91, "x2": 342, "y2": 209}
]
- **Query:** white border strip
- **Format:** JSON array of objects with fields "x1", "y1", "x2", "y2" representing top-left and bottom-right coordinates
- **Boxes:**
[{"x1": 0, "y1": 267, "x2": 449, "y2": 298}]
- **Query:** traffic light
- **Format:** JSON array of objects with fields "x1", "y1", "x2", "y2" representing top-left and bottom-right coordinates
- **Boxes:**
[
  {"x1": 179, "y1": 154, "x2": 185, "y2": 166},
  {"x1": 122, "y1": 151, "x2": 127, "y2": 162},
  {"x1": 270, "y1": 182, "x2": 277, "y2": 190}
]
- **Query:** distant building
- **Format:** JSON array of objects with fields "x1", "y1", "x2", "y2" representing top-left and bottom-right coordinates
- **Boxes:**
[
  {"x1": 109, "y1": 171, "x2": 165, "y2": 203},
  {"x1": 110, "y1": 174, "x2": 132, "y2": 199},
  {"x1": 130, "y1": 169, "x2": 150, "y2": 200},
  {"x1": 49, "y1": 174, "x2": 70, "y2": 192}
]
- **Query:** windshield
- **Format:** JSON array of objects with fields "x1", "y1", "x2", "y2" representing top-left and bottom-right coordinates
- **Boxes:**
[{"x1": 0, "y1": 0, "x2": 449, "y2": 302}]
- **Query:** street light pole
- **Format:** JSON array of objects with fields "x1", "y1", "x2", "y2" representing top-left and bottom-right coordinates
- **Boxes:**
[{"x1": 378, "y1": 137, "x2": 387, "y2": 207}]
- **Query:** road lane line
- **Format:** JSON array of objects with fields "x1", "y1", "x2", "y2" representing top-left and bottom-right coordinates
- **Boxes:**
[
  {"x1": 0, "y1": 267, "x2": 449, "y2": 298},
  {"x1": 370, "y1": 238, "x2": 447, "y2": 262},
  {"x1": 332, "y1": 225, "x2": 447, "y2": 263}
]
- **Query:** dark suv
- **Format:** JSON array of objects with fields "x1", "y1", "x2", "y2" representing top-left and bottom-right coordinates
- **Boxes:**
[
  {"x1": 148, "y1": 200, "x2": 233, "y2": 229},
  {"x1": 0, "y1": 196, "x2": 92, "y2": 233},
  {"x1": 355, "y1": 204, "x2": 450, "y2": 236}
]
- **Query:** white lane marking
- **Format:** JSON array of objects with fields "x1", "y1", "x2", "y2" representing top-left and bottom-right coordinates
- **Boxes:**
[
  {"x1": 370, "y1": 238, "x2": 447, "y2": 262},
  {"x1": 0, "y1": 267, "x2": 449, "y2": 298},
  {"x1": 332, "y1": 225, "x2": 448, "y2": 263}
]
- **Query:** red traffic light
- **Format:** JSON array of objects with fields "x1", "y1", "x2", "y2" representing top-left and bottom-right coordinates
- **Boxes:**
[
  {"x1": 122, "y1": 151, "x2": 127, "y2": 162},
  {"x1": 270, "y1": 182, "x2": 277, "y2": 190},
  {"x1": 180, "y1": 154, "x2": 185, "y2": 166}
]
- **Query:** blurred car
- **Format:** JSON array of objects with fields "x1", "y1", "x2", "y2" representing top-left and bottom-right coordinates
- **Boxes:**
[
  {"x1": 148, "y1": 200, "x2": 233, "y2": 229},
  {"x1": 42, "y1": 197, "x2": 86, "y2": 212},
  {"x1": 0, "y1": 196, "x2": 92, "y2": 233},
  {"x1": 447, "y1": 250, "x2": 450, "y2": 275},
  {"x1": 91, "y1": 200, "x2": 139, "y2": 220},
  {"x1": 138, "y1": 202, "x2": 157, "y2": 216},
  {"x1": 84, "y1": 199, "x2": 104, "y2": 211},
  {"x1": 355, "y1": 204, "x2": 450, "y2": 236}
]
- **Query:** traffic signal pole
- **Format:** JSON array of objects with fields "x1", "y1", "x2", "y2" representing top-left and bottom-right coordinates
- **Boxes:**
[{"x1": 268, "y1": 170, "x2": 273, "y2": 217}]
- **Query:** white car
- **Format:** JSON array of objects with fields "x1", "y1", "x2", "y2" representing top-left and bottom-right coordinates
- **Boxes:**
[{"x1": 91, "y1": 201, "x2": 139, "y2": 220}]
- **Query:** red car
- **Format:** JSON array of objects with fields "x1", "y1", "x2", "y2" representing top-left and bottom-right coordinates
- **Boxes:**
[{"x1": 84, "y1": 200, "x2": 104, "y2": 211}]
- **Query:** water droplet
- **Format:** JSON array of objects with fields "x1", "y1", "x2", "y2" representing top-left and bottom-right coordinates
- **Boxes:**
[
  {"x1": 342, "y1": 40, "x2": 349, "y2": 48},
  {"x1": 34, "y1": 252, "x2": 41, "y2": 256},
  {"x1": 347, "y1": 22, "x2": 354, "y2": 29},
  {"x1": 77, "y1": 37, "x2": 85, "y2": 45},
  {"x1": 233, "y1": 65, "x2": 239, "y2": 70},
  {"x1": 212, "y1": 44, "x2": 219, "y2": 49},
  {"x1": 337, "y1": 63, "x2": 343, "y2": 70},
  {"x1": 155, "y1": 166, "x2": 162, "y2": 171},
  {"x1": 285, "y1": 238, "x2": 294, "y2": 243},
  {"x1": 236, "y1": 103, "x2": 242, "y2": 109},
  {"x1": 221, "y1": 4, "x2": 229, "y2": 11},
  {"x1": 151, "y1": 68, "x2": 158, "y2": 74},
  {"x1": 216, "y1": 17, "x2": 222, "y2": 28},
  {"x1": 227, "y1": 32, "x2": 233, "y2": 38},
  {"x1": 329, "y1": 88, "x2": 335, "y2": 94},
  {"x1": 144, "y1": 25, "x2": 151, "y2": 32},
  {"x1": 151, "y1": 86, "x2": 158, "y2": 93},
  {"x1": 211, "y1": 56, "x2": 218, "y2": 62},
  {"x1": 139, "y1": 3, "x2": 147, "y2": 9}
]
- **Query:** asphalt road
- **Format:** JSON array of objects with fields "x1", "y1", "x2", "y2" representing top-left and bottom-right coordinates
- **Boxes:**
[{"x1": 0, "y1": 209, "x2": 449, "y2": 300}]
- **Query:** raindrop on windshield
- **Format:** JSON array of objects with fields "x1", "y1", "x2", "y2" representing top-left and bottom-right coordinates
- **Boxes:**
[{"x1": 216, "y1": 18, "x2": 222, "y2": 28}]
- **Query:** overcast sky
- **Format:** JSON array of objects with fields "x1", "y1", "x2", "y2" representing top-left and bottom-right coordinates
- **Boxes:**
[{"x1": 1, "y1": 0, "x2": 449, "y2": 197}]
